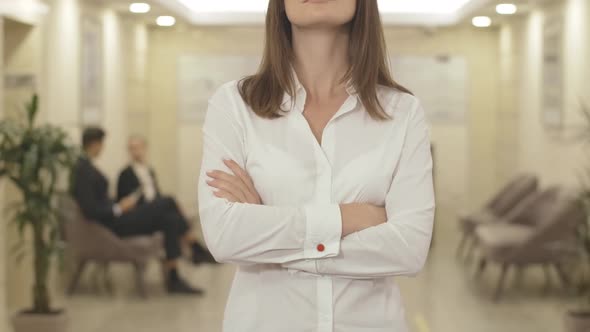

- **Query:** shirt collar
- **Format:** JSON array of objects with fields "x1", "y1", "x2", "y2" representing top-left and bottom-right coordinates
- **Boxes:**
[
  {"x1": 132, "y1": 161, "x2": 149, "y2": 171},
  {"x1": 281, "y1": 69, "x2": 359, "y2": 114},
  {"x1": 83, "y1": 153, "x2": 98, "y2": 167},
  {"x1": 280, "y1": 70, "x2": 305, "y2": 112}
]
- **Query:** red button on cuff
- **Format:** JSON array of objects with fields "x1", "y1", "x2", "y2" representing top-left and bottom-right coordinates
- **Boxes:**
[{"x1": 317, "y1": 244, "x2": 325, "y2": 252}]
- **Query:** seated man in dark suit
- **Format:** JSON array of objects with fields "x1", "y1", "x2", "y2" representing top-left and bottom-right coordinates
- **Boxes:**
[
  {"x1": 71, "y1": 127, "x2": 206, "y2": 295},
  {"x1": 117, "y1": 135, "x2": 161, "y2": 205},
  {"x1": 117, "y1": 135, "x2": 214, "y2": 264}
]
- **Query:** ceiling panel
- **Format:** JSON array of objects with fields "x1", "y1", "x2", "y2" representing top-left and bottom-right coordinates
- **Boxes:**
[{"x1": 151, "y1": 0, "x2": 493, "y2": 26}]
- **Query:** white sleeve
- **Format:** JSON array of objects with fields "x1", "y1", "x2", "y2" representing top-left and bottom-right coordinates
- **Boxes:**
[
  {"x1": 198, "y1": 85, "x2": 342, "y2": 265},
  {"x1": 283, "y1": 100, "x2": 435, "y2": 278}
]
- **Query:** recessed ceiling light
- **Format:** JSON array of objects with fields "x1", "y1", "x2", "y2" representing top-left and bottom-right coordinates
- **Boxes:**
[
  {"x1": 156, "y1": 15, "x2": 176, "y2": 26},
  {"x1": 496, "y1": 4, "x2": 517, "y2": 15},
  {"x1": 472, "y1": 16, "x2": 492, "y2": 28},
  {"x1": 129, "y1": 3, "x2": 151, "y2": 14}
]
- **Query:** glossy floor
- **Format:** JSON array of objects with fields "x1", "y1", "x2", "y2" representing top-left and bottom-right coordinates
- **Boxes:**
[{"x1": 23, "y1": 213, "x2": 580, "y2": 332}]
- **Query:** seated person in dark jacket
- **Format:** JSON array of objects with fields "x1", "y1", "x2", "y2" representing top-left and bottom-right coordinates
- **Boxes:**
[
  {"x1": 117, "y1": 135, "x2": 214, "y2": 263},
  {"x1": 71, "y1": 127, "x2": 206, "y2": 295},
  {"x1": 117, "y1": 135, "x2": 162, "y2": 204}
]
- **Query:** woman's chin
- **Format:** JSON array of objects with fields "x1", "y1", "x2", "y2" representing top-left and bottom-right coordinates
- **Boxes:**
[{"x1": 291, "y1": 16, "x2": 352, "y2": 29}]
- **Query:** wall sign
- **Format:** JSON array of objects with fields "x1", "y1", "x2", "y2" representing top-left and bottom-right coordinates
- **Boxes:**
[
  {"x1": 80, "y1": 16, "x2": 103, "y2": 125},
  {"x1": 177, "y1": 55, "x2": 261, "y2": 123},
  {"x1": 390, "y1": 55, "x2": 468, "y2": 123},
  {"x1": 542, "y1": 13, "x2": 564, "y2": 129}
]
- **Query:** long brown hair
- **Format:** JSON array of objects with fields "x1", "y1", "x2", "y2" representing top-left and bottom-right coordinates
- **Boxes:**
[{"x1": 238, "y1": 0, "x2": 411, "y2": 120}]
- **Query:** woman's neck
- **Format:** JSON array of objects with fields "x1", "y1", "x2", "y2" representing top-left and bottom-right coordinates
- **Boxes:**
[{"x1": 291, "y1": 26, "x2": 350, "y2": 100}]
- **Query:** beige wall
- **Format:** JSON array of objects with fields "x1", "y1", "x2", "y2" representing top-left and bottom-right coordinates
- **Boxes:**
[
  {"x1": 147, "y1": 25, "x2": 501, "y2": 219},
  {"x1": 43, "y1": 0, "x2": 79, "y2": 133},
  {"x1": 126, "y1": 22, "x2": 150, "y2": 140},
  {"x1": 498, "y1": 0, "x2": 590, "y2": 188}
]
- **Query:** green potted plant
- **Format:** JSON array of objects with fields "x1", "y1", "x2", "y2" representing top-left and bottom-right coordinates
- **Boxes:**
[
  {"x1": 0, "y1": 94, "x2": 78, "y2": 332},
  {"x1": 565, "y1": 102, "x2": 590, "y2": 332}
]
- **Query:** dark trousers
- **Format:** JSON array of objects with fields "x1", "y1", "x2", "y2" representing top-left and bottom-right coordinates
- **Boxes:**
[{"x1": 105, "y1": 197, "x2": 191, "y2": 260}]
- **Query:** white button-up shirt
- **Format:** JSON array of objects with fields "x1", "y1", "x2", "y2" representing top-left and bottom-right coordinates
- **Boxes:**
[
  {"x1": 198, "y1": 77, "x2": 435, "y2": 332},
  {"x1": 131, "y1": 162, "x2": 157, "y2": 202}
]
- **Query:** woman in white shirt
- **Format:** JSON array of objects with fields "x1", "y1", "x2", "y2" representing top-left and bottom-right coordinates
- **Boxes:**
[{"x1": 198, "y1": 0, "x2": 435, "y2": 331}]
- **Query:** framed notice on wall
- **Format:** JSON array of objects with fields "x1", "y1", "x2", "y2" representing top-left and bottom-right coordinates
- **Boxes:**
[
  {"x1": 542, "y1": 13, "x2": 564, "y2": 129},
  {"x1": 389, "y1": 55, "x2": 468, "y2": 123},
  {"x1": 177, "y1": 55, "x2": 261, "y2": 123},
  {"x1": 80, "y1": 16, "x2": 103, "y2": 125}
]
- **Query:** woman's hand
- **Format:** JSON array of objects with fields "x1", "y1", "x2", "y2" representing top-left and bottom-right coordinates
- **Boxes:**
[
  {"x1": 206, "y1": 159, "x2": 262, "y2": 204},
  {"x1": 340, "y1": 203, "x2": 387, "y2": 237}
]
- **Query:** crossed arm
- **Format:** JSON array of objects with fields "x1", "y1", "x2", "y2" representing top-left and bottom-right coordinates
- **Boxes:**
[
  {"x1": 205, "y1": 159, "x2": 386, "y2": 239},
  {"x1": 198, "y1": 89, "x2": 434, "y2": 279}
]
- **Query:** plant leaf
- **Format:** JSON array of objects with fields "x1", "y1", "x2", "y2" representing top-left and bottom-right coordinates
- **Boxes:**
[{"x1": 26, "y1": 94, "x2": 39, "y2": 127}]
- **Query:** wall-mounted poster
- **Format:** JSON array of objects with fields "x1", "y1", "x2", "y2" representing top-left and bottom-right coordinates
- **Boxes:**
[
  {"x1": 177, "y1": 55, "x2": 261, "y2": 123},
  {"x1": 4, "y1": 74, "x2": 36, "y2": 90},
  {"x1": 390, "y1": 55, "x2": 468, "y2": 123},
  {"x1": 80, "y1": 16, "x2": 103, "y2": 125},
  {"x1": 542, "y1": 13, "x2": 564, "y2": 129}
]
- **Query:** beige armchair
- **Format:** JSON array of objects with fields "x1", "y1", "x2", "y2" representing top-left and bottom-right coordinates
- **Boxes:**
[
  {"x1": 457, "y1": 174, "x2": 539, "y2": 259},
  {"x1": 473, "y1": 187, "x2": 583, "y2": 301},
  {"x1": 59, "y1": 196, "x2": 163, "y2": 298}
]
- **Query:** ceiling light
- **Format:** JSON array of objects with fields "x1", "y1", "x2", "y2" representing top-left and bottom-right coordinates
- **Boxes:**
[
  {"x1": 472, "y1": 16, "x2": 492, "y2": 28},
  {"x1": 156, "y1": 15, "x2": 176, "y2": 26},
  {"x1": 129, "y1": 3, "x2": 151, "y2": 14},
  {"x1": 496, "y1": 4, "x2": 517, "y2": 15},
  {"x1": 177, "y1": 0, "x2": 473, "y2": 15}
]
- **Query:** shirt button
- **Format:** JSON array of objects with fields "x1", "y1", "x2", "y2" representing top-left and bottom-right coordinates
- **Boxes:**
[{"x1": 317, "y1": 244, "x2": 325, "y2": 252}]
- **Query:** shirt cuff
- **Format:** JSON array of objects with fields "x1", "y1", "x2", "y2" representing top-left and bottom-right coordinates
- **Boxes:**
[
  {"x1": 283, "y1": 259, "x2": 319, "y2": 275},
  {"x1": 303, "y1": 204, "x2": 342, "y2": 259},
  {"x1": 113, "y1": 204, "x2": 122, "y2": 217}
]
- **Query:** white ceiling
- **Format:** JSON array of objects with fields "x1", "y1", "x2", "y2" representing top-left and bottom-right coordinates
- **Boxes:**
[
  {"x1": 152, "y1": 0, "x2": 492, "y2": 26},
  {"x1": 0, "y1": 0, "x2": 48, "y2": 25}
]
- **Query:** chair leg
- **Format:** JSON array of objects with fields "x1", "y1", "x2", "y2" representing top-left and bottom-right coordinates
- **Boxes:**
[
  {"x1": 494, "y1": 264, "x2": 510, "y2": 302},
  {"x1": 456, "y1": 232, "x2": 469, "y2": 258},
  {"x1": 475, "y1": 258, "x2": 487, "y2": 278},
  {"x1": 465, "y1": 238, "x2": 477, "y2": 263},
  {"x1": 102, "y1": 263, "x2": 114, "y2": 295},
  {"x1": 513, "y1": 265, "x2": 525, "y2": 287},
  {"x1": 553, "y1": 263, "x2": 570, "y2": 287},
  {"x1": 133, "y1": 262, "x2": 148, "y2": 299},
  {"x1": 68, "y1": 259, "x2": 87, "y2": 296},
  {"x1": 542, "y1": 264, "x2": 553, "y2": 294},
  {"x1": 90, "y1": 264, "x2": 106, "y2": 294}
]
